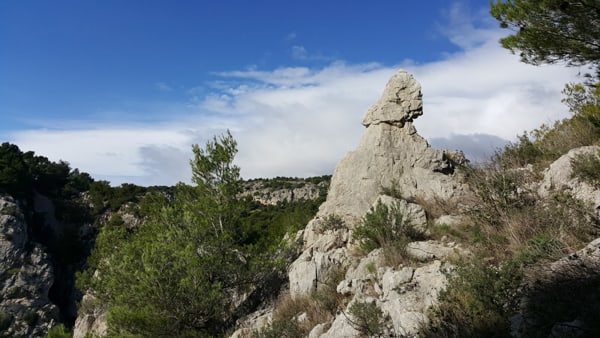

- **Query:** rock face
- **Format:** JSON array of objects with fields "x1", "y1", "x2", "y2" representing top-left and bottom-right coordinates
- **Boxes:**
[
  {"x1": 0, "y1": 194, "x2": 59, "y2": 337},
  {"x1": 319, "y1": 70, "x2": 465, "y2": 222},
  {"x1": 279, "y1": 70, "x2": 468, "y2": 337},
  {"x1": 539, "y1": 145, "x2": 600, "y2": 209},
  {"x1": 288, "y1": 70, "x2": 467, "y2": 295}
]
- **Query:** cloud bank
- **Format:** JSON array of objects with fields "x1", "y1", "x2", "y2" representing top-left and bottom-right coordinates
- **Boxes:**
[{"x1": 8, "y1": 10, "x2": 581, "y2": 186}]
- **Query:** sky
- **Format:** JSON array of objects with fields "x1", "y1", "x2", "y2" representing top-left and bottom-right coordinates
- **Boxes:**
[{"x1": 0, "y1": 1, "x2": 585, "y2": 186}]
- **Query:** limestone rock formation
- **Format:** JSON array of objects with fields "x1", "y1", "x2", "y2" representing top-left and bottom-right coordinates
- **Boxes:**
[
  {"x1": 266, "y1": 70, "x2": 468, "y2": 337},
  {"x1": 319, "y1": 70, "x2": 466, "y2": 223},
  {"x1": 288, "y1": 70, "x2": 467, "y2": 298},
  {"x1": 0, "y1": 195, "x2": 59, "y2": 337}
]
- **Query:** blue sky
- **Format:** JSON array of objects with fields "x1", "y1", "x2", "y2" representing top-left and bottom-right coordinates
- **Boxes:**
[{"x1": 0, "y1": 1, "x2": 582, "y2": 186}]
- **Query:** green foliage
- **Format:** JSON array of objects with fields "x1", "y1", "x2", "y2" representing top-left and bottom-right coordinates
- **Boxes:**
[
  {"x1": 45, "y1": 324, "x2": 71, "y2": 338},
  {"x1": 78, "y1": 131, "x2": 304, "y2": 337},
  {"x1": 380, "y1": 179, "x2": 403, "y2": 199},
  {"x1": 490, "y1": 0, "x2": 600, "y2": 78},
  {"x1": 423, "y1": 260, "x2": 522, "y2": 338},
  {"x1": 571, "y1": 149, "x2": 600, "y2": 187},
  {"x1": 517, "y1": 233, "x2": 565, "y2": 265},
  {"x1": 0, "y1": 143, "x2": 32, "y2": 198},
  {"x1": 353, "y1": 200, "x2": 425, "y2": 255},
  {"x1": 317, "y1": 214, "x2": 345, "y2": 233},
  {"x1": 347, "y1": 301, "x2": 388, "y2": 337},
  {"x1": 87, "y1": 181, "x2": 148, "y2": 215}
]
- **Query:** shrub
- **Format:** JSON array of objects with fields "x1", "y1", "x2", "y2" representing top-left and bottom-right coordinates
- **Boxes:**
[
  {"x1": 347, "y1": 300, "x2": 388, "y2": 337},
  {"x1": 571, "y1": 150, "x2": 600, "y2": 187},
  {"x1": 23, "y1": 311, "x2": 39, "y2": 326},
  {"x1": 317, "y1": 214, "x2": 345, "y2": 233},
  {"x1": 353, "y1": 200, "x2": 425, "y2": 257},
  {"x1": 422, "y1": 260, "x2": 521, "y2": 338}
]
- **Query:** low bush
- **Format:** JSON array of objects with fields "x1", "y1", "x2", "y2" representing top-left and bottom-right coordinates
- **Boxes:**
[
  {"x1": 0, "y1": 311, "x2": 12, "y2": 332},
  {"x1": 422, "y1": 260, "x2": 522, "y2": 338},
  {"x1": 316, "y1": 214, "x2": 345, "y2": 233},
  {"x1": 571, "y1": 149, "x2": 600, "y2": 187},
  {"x1": 347, "y1": 300, "x2": 389, "y2": 337},
  {"x1": 353, "y1": 200, "x2": 425, "y2": 256}
]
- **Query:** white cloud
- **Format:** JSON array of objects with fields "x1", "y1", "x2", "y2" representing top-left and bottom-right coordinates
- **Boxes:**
[
  {"x1": 8, "y1": 8, "x2": 583, "y2": 186},
  {"x1": 155, "y1": 82, "x2": 173, "y2": 92},
  {"x1": 291, "y1": 45, "x2": 308, "y2": 60}
]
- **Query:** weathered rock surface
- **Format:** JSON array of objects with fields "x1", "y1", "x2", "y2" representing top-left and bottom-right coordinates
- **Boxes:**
[
  {"x1": 0, "y1": 195, "x2": 59, "y2": 337},
  {"x1": 274, "y1": 70, "x2": 469, "y2": 337},
  {"x1": 539, "y1": 145, "x2": 600, "y2": 209},
  {"x1": 289, "y1": 70, "x2": 467, "y2": 298},
  {"x1": 72, "y1": 294, "x2": 108, "y2": 338},
  {"x1": 319, "y1": 70, "x2": 466, "y2": 223}
]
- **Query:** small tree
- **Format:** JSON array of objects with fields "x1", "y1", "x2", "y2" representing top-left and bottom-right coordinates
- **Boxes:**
[{"x1": 78, "y1": 131, "x2": 277, "y2": 336}]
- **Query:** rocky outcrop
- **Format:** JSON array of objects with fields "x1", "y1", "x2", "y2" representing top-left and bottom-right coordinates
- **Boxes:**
[
  {"x1": 318, "y1": 70, "x2": 466, "y2": 223},
  {"x1": 251, "y1": 70, "x2": 468, "y2": 337},
  {"x1": 539, "y1": 145, "x2": 600, "y2": 209},
  {"x1": 0, "y1": 194, "x2": 59, "y2": 337},
  {"x1": 72, "y1": 294, "x2": 107, "y2": 338},
  {"x1": 288, "y1": 70, "x2": 468, "y2": 298}
]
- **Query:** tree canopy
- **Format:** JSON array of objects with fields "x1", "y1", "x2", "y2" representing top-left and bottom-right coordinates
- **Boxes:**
[
  {"x1": 77, "y1": 131, "x2": 313, "y2": 336},
  {"x1": 490, "y1": 0, "x2": 600, "y2": 78}
]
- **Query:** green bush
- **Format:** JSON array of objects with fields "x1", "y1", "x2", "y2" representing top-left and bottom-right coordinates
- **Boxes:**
[
  {"x1": 23, "y1": 311, "x2": 39, "y2": 326},
  {"x1": 571, "y1": 150, "x2": 600, "y2": 187},
  {"x1": 347, "y1": 301, "x2": 388, "y2": 337},
  {"x1": 353, "y1": 200, "x2": 425, "y2": 255},
  {"x1": 317, "y1": 214, "x2": 345, "y2": 233},
  {"x1": 422, "y1": 260, "x2": 522, "y2": 338}
]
